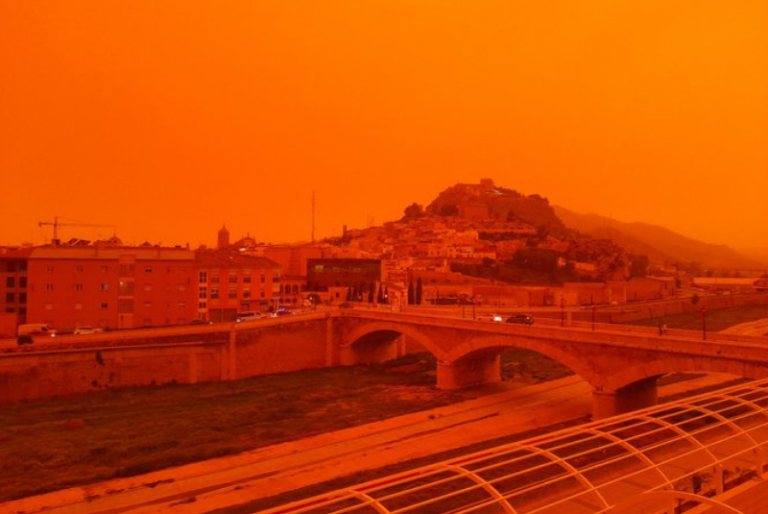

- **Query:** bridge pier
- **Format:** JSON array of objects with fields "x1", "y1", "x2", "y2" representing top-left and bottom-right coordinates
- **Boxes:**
[
  {"x1": 437, "y1": 355, "x2": 501, "y2": 390},
  {"x1": 593, "y1": 377, "x2": 658, "y2": 419}
]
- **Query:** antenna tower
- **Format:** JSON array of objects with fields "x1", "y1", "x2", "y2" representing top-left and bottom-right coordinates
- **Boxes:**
[{"x1": 311, "y1": 190, "x2": 315, "y2": 243}]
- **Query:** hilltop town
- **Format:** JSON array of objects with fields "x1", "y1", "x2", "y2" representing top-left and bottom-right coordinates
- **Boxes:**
[{"x1": 1, "y1": 179, "x2": 766, "y2": 335}]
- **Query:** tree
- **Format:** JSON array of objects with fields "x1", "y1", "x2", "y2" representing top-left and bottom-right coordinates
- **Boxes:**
[
  {"x1": 416, "y1": 278, "x2": 423, "y2": 305},
  {"x1": 403, "y1": 203, "x2": 424, "y2": 219},
  {"x1": 630, "y1": 254, "x2": 650, "y2": 278},
  {"x1": 407, "y1": 281, "x2": 415, "y2": 304}
]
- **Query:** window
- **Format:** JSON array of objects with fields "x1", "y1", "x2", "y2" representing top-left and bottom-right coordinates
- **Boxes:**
[
  {"x1": 210, "y1": 288, "x2": 219, "y2": 299},
  {"x1": 75, "y1": 284, "x2": 84, "y2": 292},
  {"x1": 46, "y1": 284, "x2": 54, "y2": 292},
  {"x1": 19, "y1": 293, "x2": 26, "y2": 303},
  {"x1": 199, "y1": 271, "x2": 208, "y2": 283},
  {"x1": 198, "y1": 301, "x2": 207, "y2": 309},
  {"x1": 118, "y1": 281, "x2": 134, "y2": 295},
  {"x1": 46, "y1": 265, "x2": 54, "y2": 272},
  {"x1": 101, "y1": 283, "x2": 109, "y2": 291},
  {"x1": 5, "y1": 307, "x2": 13, "y2": 313},
  {"x1": 199, "y1": 287, "x2": 207, "y2": 299},
  {"x1": 19, "y1": 307, "x2": 26, "y2": 315},
  {"x1": 100, "y1": 302, "x2": 109, "y2": 310},
  {"x1": 178, "y1": 302, "x2": 186, "y2": 309},
  {"x1": 118, "y1": 299, "x2": 134, "y2": 313},
  {"x1": 6, "y1": 277, "x2": 14, "y2": 287},
  {"x1": 76, "y1": 265, "x2": 84, "y2": 273},
  {"x1": 19, "y1": 277, "x2": 27, "y2": 287},
  {"x1": 261, "y1": 274, "x2": 265, "y2": 283},
  {"x1": 229, "y1": 275, "x2": 238, "y2": 284},
  {"x1": 243, "y1": 274, "x2": 251, "y2": 283},
  {"x1": 211, "y1": 275, "x2": 220, "y2": 284},
  {"x1": 260, "y1": 291, "x2": 265, "y2": 298},
  {"x1": 144, "y1": 267, "x2": 153, "y2": 273},
  {"x1": 243, "y1": 290, "x2": 251, "y2": 299},
  {"x1": 5, "y1": 293, "x2": 14, "y2": 302},
  {"x1": 228, "y1": 288, "x2": 237, "y2": 299}
]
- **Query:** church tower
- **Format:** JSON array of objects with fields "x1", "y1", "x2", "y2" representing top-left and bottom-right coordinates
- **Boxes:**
[{"x1": 217, "y1": 224, "x2": 230, "y2": 249}]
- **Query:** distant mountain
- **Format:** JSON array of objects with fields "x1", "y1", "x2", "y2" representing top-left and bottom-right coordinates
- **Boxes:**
[
  {"x1": 553, "y1": 205, "x2": 764, "y2": 270},
  {"x1": 740, "y1": 248, "x2": 768, "y2": 267}
]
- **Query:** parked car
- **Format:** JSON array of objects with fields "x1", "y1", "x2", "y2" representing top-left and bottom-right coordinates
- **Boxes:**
[
  {"x1": 476, "y1": 314, "x2": 503, "y2": 322},
  {"x1": 506, "y1": 314, "x2": 534, "y2": 325},
  {"x1": 74, "y1": 326, "x2": 103, "y2": 335},
  {"x1": 274, "y1": 309, "x2": 295, "y2": 317},
  {"x1": 190, "y1": 319, "x2": 214, "y2": 325}
]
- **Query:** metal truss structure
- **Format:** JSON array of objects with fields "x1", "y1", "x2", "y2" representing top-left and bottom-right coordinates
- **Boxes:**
[{"x1": 260, "y1": 378, "x2": 768, "y2": 514}]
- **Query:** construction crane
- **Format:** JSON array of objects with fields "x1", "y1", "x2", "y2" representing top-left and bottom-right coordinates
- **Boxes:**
[{"x1": 38, "y1": 216, "x2": 117, "y2": 246}]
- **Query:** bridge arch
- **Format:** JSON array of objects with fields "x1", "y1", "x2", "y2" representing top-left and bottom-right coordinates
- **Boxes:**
[
  {"x1": 443, "y1": 334, "x2": 604, "y2": 388},
  {"x1": 600, "y1": 356, "x2": 768, "y2": 392},
  {"x1": 340, "y1": 321, "x2": 445, "y2": 366}
]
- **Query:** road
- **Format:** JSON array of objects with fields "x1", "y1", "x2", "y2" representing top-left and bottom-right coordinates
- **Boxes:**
[{"x1": 1, "y1": 373, "x2": 738, "y2": 514}]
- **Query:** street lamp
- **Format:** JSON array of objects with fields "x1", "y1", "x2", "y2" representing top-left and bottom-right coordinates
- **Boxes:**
[
  {"x1": 561, "y1": 298, "x2": 565, "y2": 327},
  {"x1": 701, "y1": 307, "x2": 707, "y2": 341}
]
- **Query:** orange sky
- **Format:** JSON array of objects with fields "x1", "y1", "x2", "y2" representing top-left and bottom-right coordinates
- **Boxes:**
[{"x1": 1, "y1": 1, "x2": 766, "y2": 250}]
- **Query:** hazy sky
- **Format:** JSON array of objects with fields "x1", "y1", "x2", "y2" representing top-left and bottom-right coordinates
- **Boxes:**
[{"x1": 1, "y1": 1, "x2": 766, "y2": 249}]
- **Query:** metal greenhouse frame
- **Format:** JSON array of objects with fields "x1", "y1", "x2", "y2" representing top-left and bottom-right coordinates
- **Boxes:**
[{"x1": 259, "y1": 377, "x2": 768, "y2": 514}]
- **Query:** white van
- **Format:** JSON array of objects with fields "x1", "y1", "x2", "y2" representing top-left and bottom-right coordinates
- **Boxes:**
[{"x1": 17, "y1": 323, "x2": 57, "y2": 337}]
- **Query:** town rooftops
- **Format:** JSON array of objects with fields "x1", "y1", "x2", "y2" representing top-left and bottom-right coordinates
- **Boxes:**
[{"x1": 195, "y1": 249, "x2": 280, "y2": 269}]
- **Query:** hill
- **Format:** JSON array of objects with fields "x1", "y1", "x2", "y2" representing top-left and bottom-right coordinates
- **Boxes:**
[{"x1": 552, "y1": 205, "x2": 763, "y2": 270}]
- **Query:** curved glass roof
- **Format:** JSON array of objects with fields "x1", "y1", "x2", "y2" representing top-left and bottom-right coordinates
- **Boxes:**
[{"x1": 260, "y1": 378, "x2": 768, "y2": 514}]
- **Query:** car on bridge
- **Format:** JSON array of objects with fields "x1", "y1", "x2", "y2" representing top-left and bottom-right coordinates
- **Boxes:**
[
  {"x1": 506, "y1": 314, "x2": 534, "y2": 325},
  {"x1": 476, "y1": 314, "x2": 503, "y2": 322},
  {"x1": 236, "y1": 311, "x2": 266, "y2": 322}
]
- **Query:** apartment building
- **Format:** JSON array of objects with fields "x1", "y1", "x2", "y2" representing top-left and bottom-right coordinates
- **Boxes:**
[{"x1": 0, "y1": 245, "x2": 198, "y2": 332}]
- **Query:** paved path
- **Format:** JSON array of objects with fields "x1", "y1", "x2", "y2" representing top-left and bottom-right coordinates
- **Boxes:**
[
  {"x1": 1, "y1": 373, "x2": 737, "y2": 514},
  {"x1": 720, "y1": 318, "x2": 768, "y2": 337}
]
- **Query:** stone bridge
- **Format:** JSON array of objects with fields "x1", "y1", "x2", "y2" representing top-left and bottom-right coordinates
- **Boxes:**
[
  {"x1": 3, "y1": 309, "x2": 768, "y2": 418},
  {"x1": 327, "y1": 310, "x2": 768, "y2": 418}
]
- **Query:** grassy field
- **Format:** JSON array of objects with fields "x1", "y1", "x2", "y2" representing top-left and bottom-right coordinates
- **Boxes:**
[
  {"x1": 623, "y1": 305, "x2": 768, "y2": 332},
  {"x1": 0, "y1": 349, "x2": 571, "y2": 503}
]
